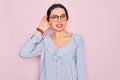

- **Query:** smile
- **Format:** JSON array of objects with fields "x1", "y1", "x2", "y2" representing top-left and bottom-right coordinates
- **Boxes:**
[{"x1": 56, "y1": 24, "x2": 63, "y2": 28}]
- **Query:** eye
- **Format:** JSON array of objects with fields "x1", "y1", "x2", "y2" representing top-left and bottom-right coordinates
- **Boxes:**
[
  {"x1": 61, "y1": 15, "x2": 66, "y2": 18},
  {"x1": 51, "y1": 15, "x2": 58, "y2": 19}
]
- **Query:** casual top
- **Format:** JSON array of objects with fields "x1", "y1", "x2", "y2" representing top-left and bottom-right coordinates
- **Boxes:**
[{"x1": 20, "y1": 32, "x2": 86, "y2": 80}]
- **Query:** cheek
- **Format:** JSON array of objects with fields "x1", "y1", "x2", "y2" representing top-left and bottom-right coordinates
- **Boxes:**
[
  {"x1": 49, "y1": 21, "x2": 56, "y2": 26},
  {"x1": 62, "y1": 21, "x2": 67, "y2": 26}
]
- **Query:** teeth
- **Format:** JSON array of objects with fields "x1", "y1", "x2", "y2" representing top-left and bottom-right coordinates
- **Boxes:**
[
  {"x1": 57, "y1": 24, "x2": 62, "y2": 26},
  {"x1": 56, "y1": 24, "x2": 63, "y2": 28}
]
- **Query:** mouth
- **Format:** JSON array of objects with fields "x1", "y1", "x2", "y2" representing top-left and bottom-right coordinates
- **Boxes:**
[{"x1": 56, "y1": 24, "x2": 63, "y2": 28}]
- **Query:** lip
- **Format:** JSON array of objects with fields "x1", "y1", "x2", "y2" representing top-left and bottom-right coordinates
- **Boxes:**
[{"x1": 56, "y1": 24, "x2": 63, "y2": 28}]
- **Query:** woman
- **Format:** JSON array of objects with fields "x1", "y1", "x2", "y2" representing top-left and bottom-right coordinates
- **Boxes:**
[{"x1": 20, "y1": 3, "x2": 86, "y2": 80}]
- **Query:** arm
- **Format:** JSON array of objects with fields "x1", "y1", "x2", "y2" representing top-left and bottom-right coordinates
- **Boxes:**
[
  {"x1": 20, "y1": 16, "x2": 49, "y2": 58},
  {"x1": 19, "y1": 32, "x2": 44, "y2": 58},
  {"x1": 75, "y1": 36, "x2": 86, "y2": 80}
]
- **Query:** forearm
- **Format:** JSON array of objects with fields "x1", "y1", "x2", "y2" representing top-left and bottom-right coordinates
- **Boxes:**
[{"x1": 19, "y1": 32, "x2": 44, "y2": 58}]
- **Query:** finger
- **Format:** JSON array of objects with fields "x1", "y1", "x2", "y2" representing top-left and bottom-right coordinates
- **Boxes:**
[
  {"x1": 42, "y1": 16, "x2": 47, "y2": 19},
  {"x1": 43, "y1": 18, "x2": 47, "y2": 22}
]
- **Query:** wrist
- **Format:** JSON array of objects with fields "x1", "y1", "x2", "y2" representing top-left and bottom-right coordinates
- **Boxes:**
[
  {"x1": 36, "y1": 28, "x2": 44, "y2": 34},
  {"x1": 38, "y1": 26, "x2": 47, "y2": 32}
]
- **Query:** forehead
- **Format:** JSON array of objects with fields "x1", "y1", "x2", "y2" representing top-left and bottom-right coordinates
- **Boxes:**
[{"x1": 50, "y1": 8, "x2": 66, "y2": 15}]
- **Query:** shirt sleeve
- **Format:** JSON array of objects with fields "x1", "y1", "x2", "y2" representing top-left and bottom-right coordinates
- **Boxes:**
[
  {"x1": 19, "y1": 32, "x2": 44, "y2": 58},
  {"x1": 75, "y1": 36, "x2": 86, "y2": 80}
]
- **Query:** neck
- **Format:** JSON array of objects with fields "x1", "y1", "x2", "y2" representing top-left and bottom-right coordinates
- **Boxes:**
[{"x1": 52, "y1": 30, "x2": 68, "y2": 39}]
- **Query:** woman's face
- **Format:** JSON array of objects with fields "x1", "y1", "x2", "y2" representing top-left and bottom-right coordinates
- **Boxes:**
[{"x1": 49, "y1": 8, "x2": 67, "y2": 32}]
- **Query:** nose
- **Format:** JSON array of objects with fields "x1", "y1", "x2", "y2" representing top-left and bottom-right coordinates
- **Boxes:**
[{"x1": 58, "y1": 17, "x2": 62, "y2": 23}]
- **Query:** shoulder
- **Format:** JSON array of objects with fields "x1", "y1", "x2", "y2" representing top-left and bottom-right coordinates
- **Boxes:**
[
  {"x1": 72, "y1": 33, "x2": 84, "y2": 48},
  {"x1": 72, "y1": 33, "x2": 84, "y2": 45},
  {"x1": 72, "y1": 33, "x2": 83, "y2": 41}
]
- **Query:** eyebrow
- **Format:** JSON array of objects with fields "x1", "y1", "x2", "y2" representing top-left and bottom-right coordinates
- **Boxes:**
[{"x1": 51, "y1": 14, "x2": 66, "y2": 16}]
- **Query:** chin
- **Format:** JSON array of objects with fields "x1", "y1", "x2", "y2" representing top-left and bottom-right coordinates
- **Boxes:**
[{"x1": 55, "y1": 27, "x2": 65, "y2": 32}]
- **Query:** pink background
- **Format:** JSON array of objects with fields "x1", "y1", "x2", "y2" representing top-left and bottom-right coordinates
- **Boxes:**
[{"x1": 0, "y1": 0, "x2": 120, "y2": 80}]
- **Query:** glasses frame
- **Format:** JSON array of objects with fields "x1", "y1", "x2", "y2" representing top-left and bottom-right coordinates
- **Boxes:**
[{"x1": 50, "y1": 14, "x2": 67, "y2": 22}]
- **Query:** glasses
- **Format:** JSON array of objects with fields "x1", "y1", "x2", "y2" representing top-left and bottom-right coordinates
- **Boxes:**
[{"x1": 50, "y1": 14, "x2": 67, "y2": 22}]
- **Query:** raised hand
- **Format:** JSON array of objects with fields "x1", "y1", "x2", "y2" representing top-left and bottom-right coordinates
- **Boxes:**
[{"x1": 38, "y1": 16, "x2": 50, "y2": 32}]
